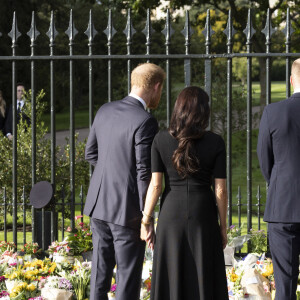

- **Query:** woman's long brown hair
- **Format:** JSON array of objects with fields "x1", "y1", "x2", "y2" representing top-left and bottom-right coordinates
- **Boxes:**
[{"x1": 169, "y1": 86, "x2": 210, "y2": 178}]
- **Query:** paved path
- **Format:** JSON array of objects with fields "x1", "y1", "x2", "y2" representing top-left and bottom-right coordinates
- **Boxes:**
[{"x1": 45, "y1": 128, "x2": 90, "y2": 147}]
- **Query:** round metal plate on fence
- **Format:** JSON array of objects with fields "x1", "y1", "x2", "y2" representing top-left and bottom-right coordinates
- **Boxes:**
[{"x1": 30, "y1": 181, "x2": 53, "y2": 209}]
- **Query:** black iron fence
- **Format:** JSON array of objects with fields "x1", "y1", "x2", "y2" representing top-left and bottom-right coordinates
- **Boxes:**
[{"x1": 0, "y1": 7, "x2": 297, "y2": 250}]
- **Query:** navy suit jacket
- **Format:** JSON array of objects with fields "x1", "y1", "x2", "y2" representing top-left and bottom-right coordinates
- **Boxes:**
[
  {"x1": 257, "y1": 92, "x2": 300, "y2": 222},
  {"x1": 84, "y1": 96, "x2": 158, "y2": 229}
]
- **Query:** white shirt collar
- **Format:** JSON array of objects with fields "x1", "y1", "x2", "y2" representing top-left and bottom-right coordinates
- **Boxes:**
[
  {"x1": 293, "y1": 88, "x2": 300, "y2": 94},
  {"x1": 17, "y1": 99, "x2": 24, "y2": 108},
  {"x1": 129, "y1": 93, "x2": 147, "y2": 110}
]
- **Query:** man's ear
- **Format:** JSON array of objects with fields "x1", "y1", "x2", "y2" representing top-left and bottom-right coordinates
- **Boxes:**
[
  {"x1": 154, "y1": 82, "x2": 161, "y2": 92},
  {"x1": 290, "y1": 75, "x2": 293, "y2": 88}
]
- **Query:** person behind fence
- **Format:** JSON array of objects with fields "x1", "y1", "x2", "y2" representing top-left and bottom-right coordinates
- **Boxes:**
[
  {"x1": 4, "y1": 82, "x2": 30, "y2": 140},
  {"x1": 140, "y1": 86, "x2": 229, "y2": 300},
  {"x1": 0, "y1": 90, "x2": 7, "y2": 136},
  {"x1": 84, "y1": 63, "x2": 165, "y2": 300},
  {"x1": 257, "y1": 58, "x2": 300, "y2": 300}
]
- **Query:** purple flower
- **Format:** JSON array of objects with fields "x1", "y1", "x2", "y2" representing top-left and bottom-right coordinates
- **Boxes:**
[
  {"x1": 58, "y1": 278, "x2": 73, "y2": 291},
  {"x1": 0, "y1": 291, "x2": 10, "y2": 297},
  {"x1": 0, "y1": 276, "x2": 6, "y2": 282},
  {"x1": 111, "y1": 284, "x2": 117, "y2": 292},
  {"x1": 229, "y1": 225, "x2": 235, "y2": 230}
]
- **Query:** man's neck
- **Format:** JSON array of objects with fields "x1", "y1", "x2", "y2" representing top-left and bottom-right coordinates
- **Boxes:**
[{"x1": 293, "y1": 87, "x2": 300, "y2": 94}]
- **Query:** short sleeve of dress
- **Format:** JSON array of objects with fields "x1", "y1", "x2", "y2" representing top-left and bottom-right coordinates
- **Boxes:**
[
  {"x1": 213, "y1": 136, "x2": 226, "y2": 178},
  {"x1": 151, "y1": 133, "x2": 164, "y2": 173}
]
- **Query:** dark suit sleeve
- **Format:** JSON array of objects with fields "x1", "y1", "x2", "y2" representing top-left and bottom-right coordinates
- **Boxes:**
[
  {"x1": 4, "y1": 105, "x2": 12, "y2": 135},
  {"x1": 135, "y1": 116, "x2": 158, "y2": 211},
  {"x1": 85, "y1": 117, "x2": 98, "y2": 167},
  {"x1": 257, "y1": 107, "x2": 274, "y2": 184}
]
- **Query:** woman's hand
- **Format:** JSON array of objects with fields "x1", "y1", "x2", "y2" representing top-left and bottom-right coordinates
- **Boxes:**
[{"x1": 220, "y1": 226, "x2": 228, "y2": 249}]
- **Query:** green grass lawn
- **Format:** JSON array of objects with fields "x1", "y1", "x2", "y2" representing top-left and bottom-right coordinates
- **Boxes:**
[
  {"x1": 42, "y1": 109, "x2": 90, "y2": 131},
  {"x1": 41, "y1": 81, "x2": 287, "y2": 132},
  {"x1": 252, "y1": 81, "x2": 288, "y2": 105}
]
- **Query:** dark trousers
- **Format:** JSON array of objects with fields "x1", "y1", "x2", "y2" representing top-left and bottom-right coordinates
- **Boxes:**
[
  {"x1": 90, "y1": 218, "x2": 145, "y2": 300},
  {"x1": 268, "y1": 223, "x2": 300, "y2": 300}
]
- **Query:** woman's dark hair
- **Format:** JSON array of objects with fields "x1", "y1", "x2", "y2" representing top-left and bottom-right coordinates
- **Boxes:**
[{"x1": 169, "y1": 86, "x2": 210, "y2": 178}]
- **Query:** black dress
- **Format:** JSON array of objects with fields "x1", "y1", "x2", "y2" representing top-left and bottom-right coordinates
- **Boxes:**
[{"x1": 150, "y1": 130, "x2": 228, "y2": 300}]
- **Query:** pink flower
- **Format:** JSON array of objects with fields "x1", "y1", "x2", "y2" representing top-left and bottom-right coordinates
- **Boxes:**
[
  {"x1": 111, "y1": 284, "x2": 117, "y2": 292},
  {"x1": 86, "y1": 233, "x2": 91, "y2": 236},
  {"x1": 79, "y1": 222, "x2": 84, "y2": 227},
  {"x1": 75, "y1": 215, "x2": 83, "y2": 221},
  {"x1": 66, "y1": 226, "x2": 72, "y2": 232},
  {"x1": 74, "y1": 234, "x2": 77, "y2": 237}
]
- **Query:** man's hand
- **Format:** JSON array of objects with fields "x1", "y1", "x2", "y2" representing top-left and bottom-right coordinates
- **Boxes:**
[{"x1": 140, "y1": 220, "x2": 155, "y2": 250}]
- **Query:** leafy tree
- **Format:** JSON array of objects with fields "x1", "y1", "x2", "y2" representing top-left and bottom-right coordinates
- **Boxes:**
[{"x1": 0, "y1": 89, "x2": 89, "y2": 217}]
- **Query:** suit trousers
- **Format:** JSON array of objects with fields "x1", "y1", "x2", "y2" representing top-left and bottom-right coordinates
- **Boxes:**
[
  {"x1": 268, "y1": 223, "x2": 300, "y2": 300},
  {"x1": 90, "y1": 218, "x2": 145, "y2": 300}
]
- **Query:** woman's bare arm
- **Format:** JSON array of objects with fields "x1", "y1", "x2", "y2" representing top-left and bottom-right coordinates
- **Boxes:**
[{"x1": 215, "y1": 178, "x2": 228, "y2": 249}]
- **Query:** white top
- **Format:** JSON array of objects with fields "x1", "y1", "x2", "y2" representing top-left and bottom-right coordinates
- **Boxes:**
[
  {"x1": 293, "y1": 88, "x2": 300, "y2": 94},
  {"x1": 129, "y1": 93, "x2": 147, "y2": 110}
]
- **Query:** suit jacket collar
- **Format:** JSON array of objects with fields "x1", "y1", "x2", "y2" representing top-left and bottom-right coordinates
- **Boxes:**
[
  {"x1": 123, "y1": 96, "x2": 145, "y2": 109},
  {"x1": 290, "y1": 92, "x2": 300, "y2": 100}
]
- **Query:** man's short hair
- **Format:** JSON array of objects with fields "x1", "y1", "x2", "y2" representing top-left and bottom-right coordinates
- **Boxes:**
[
  {"x1": 131, "y1": 63, "x2": 165, "y2": 91},
  {"x1": 16, "y1": 82, "x2": 25, "y2": 89},
  {"x1": 291, "y1": 59, "x2": 300, "y2": 79}
]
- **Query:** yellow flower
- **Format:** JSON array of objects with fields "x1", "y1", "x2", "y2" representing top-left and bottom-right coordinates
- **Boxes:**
[
  {"x1": 262, "y1": 264, "x2": 274, "y2": 277},
  {"x1": 230, "y1": 273, "x2": 239, "y2": 282},
  {"x1": 27, "y1": 283, "x2": 36, "y2": 291},
  {"x1": 10, "y1": 292, "x2": 18, "y2": 298},
  {"x1": 48, "y1": 262, "x2": 57, "y2": 273},
  {"x1": 111, "y1": 277, "x2": 116, "y2": 285}
]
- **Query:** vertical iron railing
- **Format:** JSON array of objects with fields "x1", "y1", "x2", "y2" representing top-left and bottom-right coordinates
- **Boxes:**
[
  {"x1": 182, "y1": 11, "x2": 193, "y2": 87},
  {"x1": 224, "y1": 10, "x2": 235, "y2": 226},
  {"x1": 28, "y1": 11, "x2": 39, "y2": 244},
  {"x1": 8, "y1": 12, "x2": 21, "y2": 247},
  {"x1": 244, "y1": 9, "x2": 255, "y2": 234},
  {"x1": 203, "y1": 10, "x2": 214, "y2": 130},
  {"x1": 104, "y1": 9, "x2": 116, "y2": 103},
  {"x1": 163, "y1": 9, "x2": 173, "y2": 127},
  {"x1": 283, "y1": 8, "x2": 293, "y2": 98},
  {"x1": 66, "y1": 10, "x2": 77, "y2": 231},
  {"x1": 262, "y1": 8, "x2": 275, "y2": 106},
  {"x1": 124, "y1": 9, "x2": 135, "y2": 94},
  {"x1": 0, "y1": 8, "x2": 297, "y2": 251}
]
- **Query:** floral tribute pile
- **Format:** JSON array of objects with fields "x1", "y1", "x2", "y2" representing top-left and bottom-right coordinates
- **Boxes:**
[{"x1": 1, "y1": 221, "x2": 300, "y2": 300}]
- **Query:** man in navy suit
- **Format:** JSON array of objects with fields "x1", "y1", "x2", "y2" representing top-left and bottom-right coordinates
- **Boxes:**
[
  {"x1": 84, "y1": 63, "x2": 165, "y2": 300},
  {"x1": 257, "y1": 58, "x2": 300, "y2": 300}
]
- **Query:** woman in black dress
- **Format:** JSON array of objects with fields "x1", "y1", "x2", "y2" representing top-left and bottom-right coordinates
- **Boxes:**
[
  {"x1": 0, "y1": 90, "x2": 7, "y2": 135},
  {"x1": 140, "y1": 86, "x2": 229, "y2": 300}
]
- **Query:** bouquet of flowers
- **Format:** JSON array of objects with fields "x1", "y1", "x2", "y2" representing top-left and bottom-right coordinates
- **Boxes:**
[
  {"x1": 20, "y1": 242, "x2": 42, "y2": 256},
  {"x1": 41, "y1": 276, "x2": 73, "y2": 300},
  {"x1": 9, "y1": 281, "x2": 39, "y2": 300},
  {"x1": 0, "y1": 290, "x2": 9, "y2": 299},
  {"x1": 0, "y1": 241, "x2": 16, "y2": 254},
  {"x1": 65, "y1": 216, "x2": 93, "y2": 255},
  {"x1": 48, "y1": 241, "x2": 74, "y2": 258},
  {"x1": 227, "y1": 225, "x2": 251, "y2": 252},
  {"x1": 249, "y1": 229, "x2": 268, "y2": 254},
  {"x1": 60, "y1": 259, "x2": 91, "y2": 300}
]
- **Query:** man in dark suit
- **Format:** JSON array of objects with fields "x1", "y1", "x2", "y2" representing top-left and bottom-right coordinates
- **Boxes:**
[
  {"x1": 5, "y1": 82, "x2": 30, "y2": 139},
  {"x1": 257, "y1": 58, "x2": 300, "y2": 300},
  {"x1": 84, "y1": 63, "x2": 165, "y2": 300}
]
